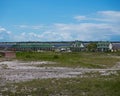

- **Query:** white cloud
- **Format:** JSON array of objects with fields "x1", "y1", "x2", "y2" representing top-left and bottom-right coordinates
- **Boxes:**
[
  {"x1": 15, "y1": 25, "x2": 44, "y2": 30},
  {"x1": 32, "y1": 25, "x2": 44, "y2": 29},
  {"x1": 75, "y1": 11, "x2": 120, "y2": 23},
  {"x1": 98, "y1": 11, "x2": 120, "y2": 17},
  {"x1": 12, "y1": 19, "x2": 120, "y2": 41},
  {"x1": 74, "y1": 15, "x2": 87, "y2": 21},
  {"x1": 94, "y1": 11, "x2": 120, "y2": 23},
  {"x1": 0, "y1": 26, "x2": 7, "y2": 32},
  {"x1": 52, "y1": 23, "x2": 114, "y2": 40},
  {"x1": 18, "y1": 25, "x2": 28, "y2": 28},
  {"x1": 0, "y1": 26, "x2": 12, "y2": 41}
]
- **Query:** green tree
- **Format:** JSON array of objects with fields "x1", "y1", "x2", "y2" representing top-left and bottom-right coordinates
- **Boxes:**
[{"x1": 87, "y1": 42, "x2": 97, "y2": 52}]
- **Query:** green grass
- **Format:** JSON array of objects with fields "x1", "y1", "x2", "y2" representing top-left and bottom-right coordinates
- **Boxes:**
[
  {"x1": 1, "y1": 71, "x2": 120, "y2": 96},
  {"x1": 16, "y1": 52, "x2": 120, "y2": 68}
]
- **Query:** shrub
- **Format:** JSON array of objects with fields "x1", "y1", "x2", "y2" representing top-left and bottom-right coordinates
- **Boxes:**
[{"x1": 53, "y1": 55, "x2": 59, "y2": 59}]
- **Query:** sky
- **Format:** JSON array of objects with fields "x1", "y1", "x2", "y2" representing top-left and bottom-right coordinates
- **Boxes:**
[{"x1": 0, "y1": 0, "x2": 120, "y2": 42}]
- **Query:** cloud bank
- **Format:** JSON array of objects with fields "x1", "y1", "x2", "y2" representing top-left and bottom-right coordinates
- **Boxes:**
[{"x1": 1, "y1": 10, "x2": 120, "y2": 41}]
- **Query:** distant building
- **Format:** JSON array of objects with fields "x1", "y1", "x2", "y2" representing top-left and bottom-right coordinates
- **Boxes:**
[
  {"x1": 70, "y1": 41, "x2": 85, "y2": 52},
  {"x1": 110, "y1": 43, "x2": 120, "y2": 52},
  {"x1": 12, "y1": 42, "x2": 54, "y2": 51},
  {"x1": 0, "y1": 43, "x2": 14, "y2": 51},
  {"x1": 0, "y1": 41, "x2": 120, "y2": 52},
  {"x1": 97, "y1": 41, "x2": 111, "y2": 52}
]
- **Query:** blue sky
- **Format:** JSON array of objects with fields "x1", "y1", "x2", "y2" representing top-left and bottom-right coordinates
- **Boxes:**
[{"x1": 0, "y1": 0, "x2": 120, "y2": 41}]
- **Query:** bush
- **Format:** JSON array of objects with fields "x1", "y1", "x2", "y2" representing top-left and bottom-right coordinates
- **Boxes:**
[{"x1": 53, "y1": 55, "x2": 59, "y2": 59}]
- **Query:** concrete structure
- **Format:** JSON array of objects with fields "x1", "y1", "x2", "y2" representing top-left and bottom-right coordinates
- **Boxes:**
[{"x1": 0, "y1": 51, "x2": 16, "y2": 58}]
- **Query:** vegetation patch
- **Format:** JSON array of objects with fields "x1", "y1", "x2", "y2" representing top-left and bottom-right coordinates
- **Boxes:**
[
  {"x1": 16, "y1": 52, "x2": 120, "y2": 68},
  {"x1": 0, "y1": 71, "x2": 120, "y2": 96}
]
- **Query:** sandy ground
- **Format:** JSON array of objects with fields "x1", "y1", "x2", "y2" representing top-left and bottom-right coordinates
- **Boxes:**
[{"x1": 0, "y1": 60, "x2": 120, "y2": 84}]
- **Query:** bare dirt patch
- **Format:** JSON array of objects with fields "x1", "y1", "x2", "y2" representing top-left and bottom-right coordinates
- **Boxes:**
[{"x1": 0, "y1": 60, "x2": 120, "y2": 84}]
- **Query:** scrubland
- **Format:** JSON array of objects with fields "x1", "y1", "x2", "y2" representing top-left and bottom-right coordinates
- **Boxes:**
[{"x1": 0, "y1": 52, "x2": 120, "y2": 96}]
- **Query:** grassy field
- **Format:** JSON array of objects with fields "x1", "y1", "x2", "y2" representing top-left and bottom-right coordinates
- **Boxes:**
[
  {"x1": 16, "y1": 52, "x2": 120, "y2": 68},
  {"x1": 0, "y1": 71, "x2": 120, "y2": 96}
]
